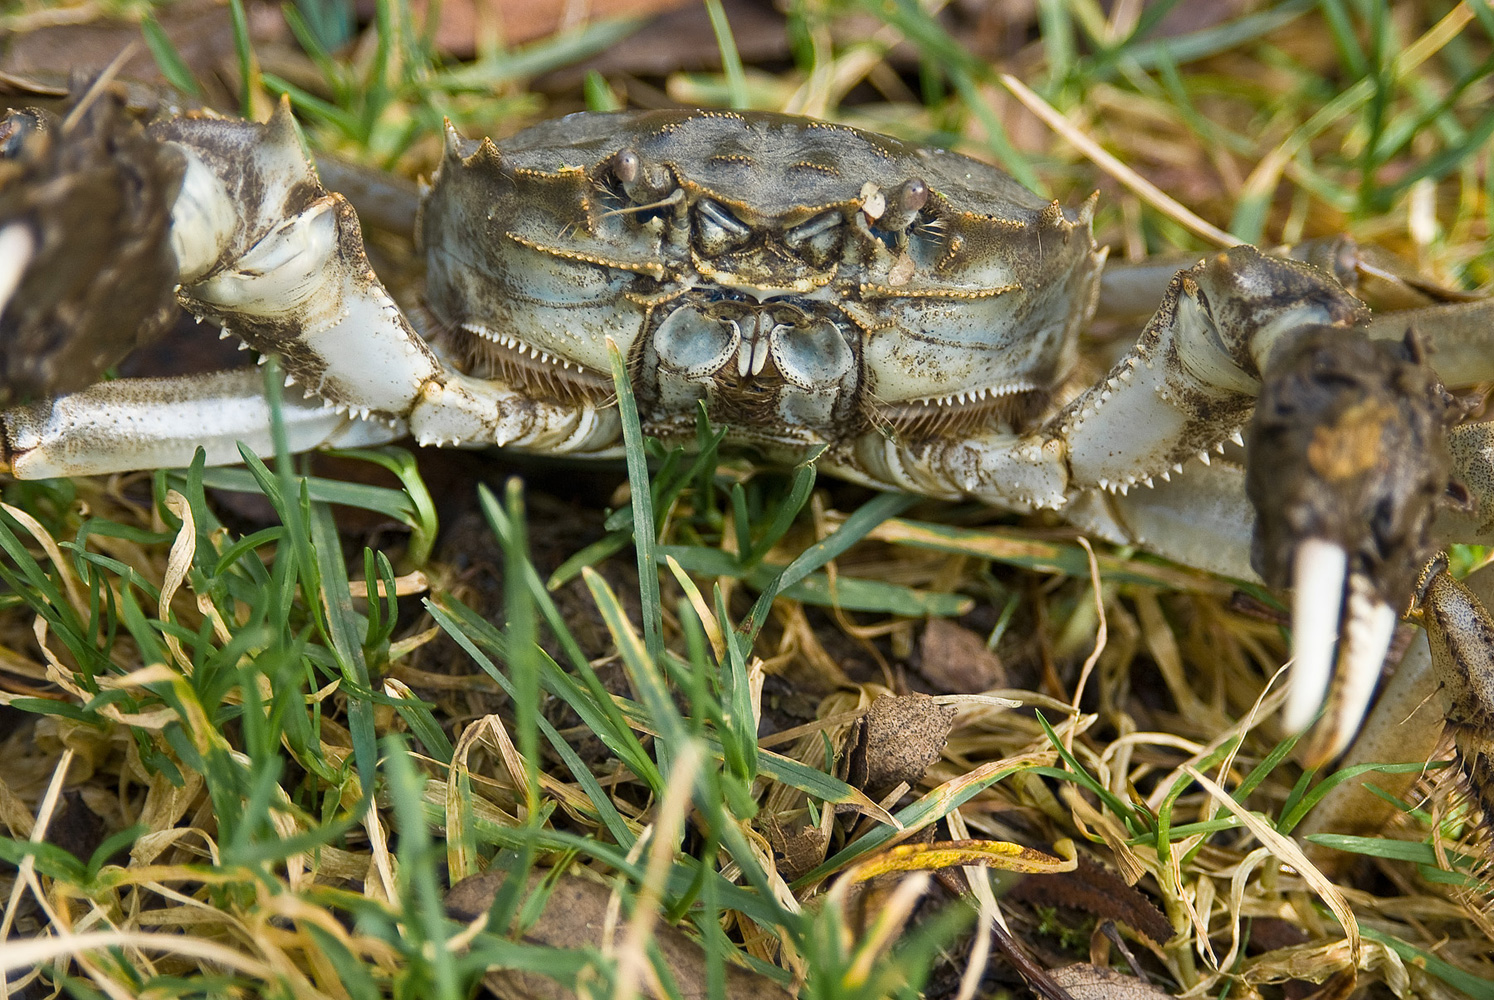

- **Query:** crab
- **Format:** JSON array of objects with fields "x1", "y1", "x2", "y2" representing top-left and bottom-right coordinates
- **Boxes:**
[{"x1": 3, "y1": 98, "x2": 1494, "y2": 786}]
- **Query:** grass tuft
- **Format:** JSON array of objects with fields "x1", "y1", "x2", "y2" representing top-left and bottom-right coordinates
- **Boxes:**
[{"x1": 2, "y1": 1, "x2": 1492, "y2": 996}]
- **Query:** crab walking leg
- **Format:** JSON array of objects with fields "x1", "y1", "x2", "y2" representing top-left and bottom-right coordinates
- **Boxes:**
[
  {"x1": 1066, "y1": 418, "x2": 1494, "y2": 583},
  {"x1": 1061, "y1": 460, "x2": 1259, "y2": 580},
  {"x1": 0, "y1": 366, "x2": 625, "y2": 478},
  {"x1": 1440, "y1": 421, "x2": 1494, "y2": 540},
  {"x1": 1367, "y1": 297, "x2": 1494, "y2": 386},
  {"x1": 1, "y1": 370, "x2": 402, "y2": 479},
  {"x1": 878, "y1": 246, "x2": 1450, "y2": 762},
  {"x1": 1415, "y1": 562, "x2": 1494, "y2": 828},
  {"x1": 404, "y1": 370, "x2": 623, "y2": 455}
]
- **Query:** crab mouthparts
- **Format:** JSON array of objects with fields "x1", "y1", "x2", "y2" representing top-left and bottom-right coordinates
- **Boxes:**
[{"x1": 651, "y1": 300, "x2": 854, "y2": 389}]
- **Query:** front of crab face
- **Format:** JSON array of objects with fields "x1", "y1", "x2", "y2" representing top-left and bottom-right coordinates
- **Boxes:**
[{"x1": 421, "y1": 110, "x2": 1102, "y2": 453}]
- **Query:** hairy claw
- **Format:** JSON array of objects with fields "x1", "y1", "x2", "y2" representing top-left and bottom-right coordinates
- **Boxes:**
[
  {"x1": 1248, "y1": 325, "x2": 1457, "y2": 763},
  {"x1": 4, "y1": 106, "x2": 1494, "y2": 803},
  {"x1": 0, "y1": 84, "x2": 182, "y2": 403}
]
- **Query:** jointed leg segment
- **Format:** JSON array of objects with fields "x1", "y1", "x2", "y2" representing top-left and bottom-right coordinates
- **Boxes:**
[
  {"x1": 5, "y1": 98, "x2": 1494, "y2": 777},
  {"x1": 1, "y1": 100, "x2": 625, "y2": 478}
]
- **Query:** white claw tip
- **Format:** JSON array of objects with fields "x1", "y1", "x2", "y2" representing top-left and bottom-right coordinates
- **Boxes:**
[
  {"x1": 1285, "y1": 538, "x2": 1348, "y2": 733},
  {"x1": 0, "y1": 224, "x2": 37, "y2": 318},
  {"x1": 1324, "y1": 583, "x2": 1396, "y2": 760}
]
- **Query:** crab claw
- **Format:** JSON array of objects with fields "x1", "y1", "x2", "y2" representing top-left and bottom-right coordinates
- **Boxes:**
[
  {"x1": 0, "y1": 86, "x2": 183, "y2": 404},
  {"x1": 1247, "y1": 324, "x2": 1454, "y2": 765}
]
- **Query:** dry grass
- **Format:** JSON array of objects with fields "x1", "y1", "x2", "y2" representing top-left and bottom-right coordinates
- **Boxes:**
[{"x1": 1, "y1": 1, "x2": 1492, "y2": 998}]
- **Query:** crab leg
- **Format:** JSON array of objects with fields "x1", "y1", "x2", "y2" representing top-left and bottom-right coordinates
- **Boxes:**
[
  {"x1": 1294, "y1": 556, "x2": 1494, "y2": 868},
  {"x1": 1065, "y1": 415, "x2": 1494, "y2": 579},
  {"x1": 852, "y1": 248, "x2": 1365, "y2": 508},
  {"x1": 1063, "y1": 411, "x2": 1494, "y2": 765},
  {"x1": 1, "y1": 370, "x2": 401, "y2": 479},
  {"x1": 1097, "y1": 235, "x2": 1482, "y2": 321},
  {"x1": 1062, "y1": 461, "x2": 1260, "y2": 579},
  {"x1": 1, "y1": 101, "x2": 622, "y2": 477},
  {"x1": 867, "y1": 246, "x2": 1475, "y2": 762},
  {"x1": 1413, "y1": 560, "x2": 1494, "y2": 828},
  {"x1": 1366, "y1": 298, "x2": 1494, "y2": 385},
  {"x1": 1055, "y1": 248, "x2": 1374, "y2": 496}
]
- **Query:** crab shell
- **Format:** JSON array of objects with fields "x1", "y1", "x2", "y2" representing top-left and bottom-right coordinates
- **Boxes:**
[
  {"x1": 7, "y1": 102, "x2": 1494, "y2": 781},
  {"x1": 419, "y1": 110, "x2": 1102, "y2": 454}
]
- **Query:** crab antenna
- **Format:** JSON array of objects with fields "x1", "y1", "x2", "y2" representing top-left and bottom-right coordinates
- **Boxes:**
[{"x1": 598, "y1": 189, "x2": 685, "y2": 220}]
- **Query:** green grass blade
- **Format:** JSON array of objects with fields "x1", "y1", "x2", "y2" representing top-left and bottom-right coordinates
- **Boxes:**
[
  {"x1": 704, "y1": 0, "x2": 748, "y2": 109},
  {"x1": 739, "y1": 490, "x2": 918, "y2": 641},
  {"x1": 607, "y1": 338, "x2": 665, "y2": 667},
  {"x1": 141, "y1": 15, "x2": 203, "y2": 97}
]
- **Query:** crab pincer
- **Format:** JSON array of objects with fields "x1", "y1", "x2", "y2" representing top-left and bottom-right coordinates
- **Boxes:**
[
  {"x1": 0, "y1": 84, "x2": 183, "y2": 404},
  {"x1": 4, "y1": 103, "x2": 1494, "y2": 782},
  {"x1": 1247, "y1": 325, "x2": 1458, "y2": 765}
]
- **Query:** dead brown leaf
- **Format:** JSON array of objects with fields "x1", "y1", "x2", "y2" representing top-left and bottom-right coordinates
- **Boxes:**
[
  {"x1": 845, "y1": 693, "x2": 956, "y2": 795},
  {"x1": 918, "y1": 618, "x2": 1006, "y2": 693},
  {"x1": 445, "y1": 867, "x2": 794, "y2": 1000},
  {"x1": 765, "y1": 820, "x2": 830, "y2": 882},
  {"x1": 1008, "y1": 856, "x2": 1172, "y2": 947}
]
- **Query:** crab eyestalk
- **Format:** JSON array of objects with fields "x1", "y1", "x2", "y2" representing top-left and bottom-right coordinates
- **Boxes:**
[
  {"x1": 857, "y1": 177, "x2": 928, "y2": 239},
  {"x1": 880, "y1": 178, "x2": 929, "y2": 233},
  {"x1": 608, "y1": 147, "x2": 677, "y2": 208},
  {"x1": 1248, "y1": 325, "x2": 1455, "y2": 765}
]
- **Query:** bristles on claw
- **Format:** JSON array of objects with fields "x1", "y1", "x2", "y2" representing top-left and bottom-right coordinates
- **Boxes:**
[{"x1": 1326, "y1": 579, "x2": 1397, "y2": 760}]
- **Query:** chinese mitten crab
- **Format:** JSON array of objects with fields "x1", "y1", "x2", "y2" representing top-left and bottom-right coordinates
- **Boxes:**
[{"x1": 3, "y1": 102, "x2": 1494, "y2": 779}]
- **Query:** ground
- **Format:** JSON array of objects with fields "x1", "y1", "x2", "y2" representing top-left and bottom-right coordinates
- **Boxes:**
[{"x1": 0, "y1": 1, "x2": 1492, "y2": 998}]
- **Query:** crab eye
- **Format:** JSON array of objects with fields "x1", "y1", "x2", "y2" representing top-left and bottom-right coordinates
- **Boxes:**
[
  {"x1": 784, "y1": 211, "x2": 842, "y2": 267},
  {"x1": 612, "y1": 149, "x2": 641, "y2": 185},
  {"x1": 694, "y1": 200, "x2": 753, "y2": 256},
  {"x1": 606, "y1": 147, "x2": 678, "y2": 209},
  {"x1": 879, "y1": 178, "x2": 929, "y2": 232}
]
